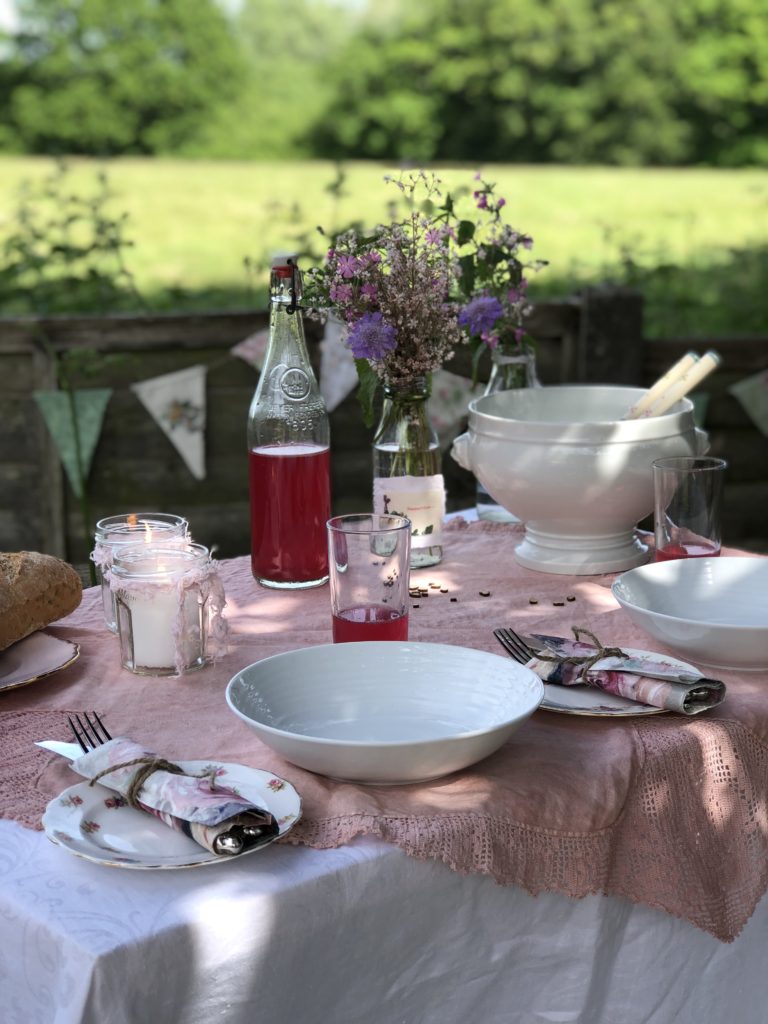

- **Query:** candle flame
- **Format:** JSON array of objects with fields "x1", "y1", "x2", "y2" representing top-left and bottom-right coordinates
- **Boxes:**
[{"x1": 127, "y1": 513, "x2": 138, "y2": 527}]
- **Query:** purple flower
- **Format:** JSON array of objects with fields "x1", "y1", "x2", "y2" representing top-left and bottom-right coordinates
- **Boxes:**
[
  {"x1": 361, "y1": 282, "x2": 378, "y2": 302},
  {"x1": 347, "y1": 312, "x2": 398, "y2": 360},
  {"x1": 497, "y1": 197, "x2": 507, "y2": 209},
  {"x1": 458, "y1": 295, "x2": 504, "y2": 336}
]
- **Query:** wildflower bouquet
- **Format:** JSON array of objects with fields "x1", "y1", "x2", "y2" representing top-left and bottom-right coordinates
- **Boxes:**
[
  {"x1": 305, "y1": 171, "x2": 464, "y2": 425},
  {"x1": 450, "y1": 174, "x2": 546, "y2": 382}
]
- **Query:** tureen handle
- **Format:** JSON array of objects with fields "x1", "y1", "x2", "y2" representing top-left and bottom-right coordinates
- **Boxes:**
[
  {"x1": 450, "y1": 432, "x2": 472, "y2": 471},
  {"x1": 694, "y1": 427, "x2": 710, "y2": 455}
]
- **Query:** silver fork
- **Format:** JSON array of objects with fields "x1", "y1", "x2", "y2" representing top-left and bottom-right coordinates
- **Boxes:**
[
  {"x1": 493, "y1": 628, "x2": 538, "y2": 665},
  {"x1": 68, "y1": 712, "x2": 112, "y2": 753}
]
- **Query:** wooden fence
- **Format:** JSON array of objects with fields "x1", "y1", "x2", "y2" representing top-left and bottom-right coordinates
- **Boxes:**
[{"x1": 2, "y1": 286, "x2": 766, "y2": 568}]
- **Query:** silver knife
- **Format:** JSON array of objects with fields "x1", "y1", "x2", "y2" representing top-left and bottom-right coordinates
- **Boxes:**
[{"x1": 36, "y1": 740, "x2": 83, "y2": 760}]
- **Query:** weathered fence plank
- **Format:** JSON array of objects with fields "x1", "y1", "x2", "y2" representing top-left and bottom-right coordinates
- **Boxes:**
[{"x1": 2, "y1": 292, "x2": 766, "y2": 564}]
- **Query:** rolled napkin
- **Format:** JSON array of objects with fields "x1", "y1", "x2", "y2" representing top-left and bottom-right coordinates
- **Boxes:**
[
  {"x1": 527, "y1": 629, "x2": 726, "y2": 715},
  {"x1": 71, "y1": 737, "x2": 279, "y2": 855}
]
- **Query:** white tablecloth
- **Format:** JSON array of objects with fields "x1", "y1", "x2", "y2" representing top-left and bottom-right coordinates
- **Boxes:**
[{"x1": 2, "y1": 819, "x2": 767, "y2": 1024}]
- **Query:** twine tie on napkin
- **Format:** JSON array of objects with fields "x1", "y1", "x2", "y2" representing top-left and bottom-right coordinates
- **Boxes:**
[
  {"x1": 89, "y1": 756, "x2": 221, "y2": 808},
  {"x1": 533, "y1": 626, "x2": 629, "y2": 681}
]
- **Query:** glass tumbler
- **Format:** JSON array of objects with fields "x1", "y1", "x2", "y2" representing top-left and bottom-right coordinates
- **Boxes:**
[
  {"x1": 653, "y1": 456, "x2": 727, "y2": 561},
  {"x1": 327, "y1": 514, "x2": 411, "y2": 643}
]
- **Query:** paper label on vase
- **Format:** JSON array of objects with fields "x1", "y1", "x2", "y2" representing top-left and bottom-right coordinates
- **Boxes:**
[{"x1": 373, "y1": 475, "x2": 445, "y2": 549}]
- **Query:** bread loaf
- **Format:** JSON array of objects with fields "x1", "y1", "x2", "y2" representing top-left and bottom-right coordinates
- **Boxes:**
[{"x1": 0, "y1": 552, "x2": 83, "y2": 651}]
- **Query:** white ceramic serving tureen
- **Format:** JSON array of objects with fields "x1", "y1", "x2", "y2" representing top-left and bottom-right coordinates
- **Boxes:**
[{"x1": 451, "y1": 385, "x2": 707, "y2": 575}]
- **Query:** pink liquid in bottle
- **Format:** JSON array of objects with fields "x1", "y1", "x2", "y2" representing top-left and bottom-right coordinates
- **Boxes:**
[
  {"x1": 249, "y1": 444, "x2": 330, "y2": 586},
  {"x1": 332, "y1": 604, "x2": 409, "y2": 643}
]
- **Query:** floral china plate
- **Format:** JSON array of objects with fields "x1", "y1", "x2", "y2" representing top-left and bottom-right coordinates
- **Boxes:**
[
  {"x1": 42, "y1": 760, "x2": 301, "y2": 869},
  {"x1": 540, "y1": 648, "x2": 703, "y2": 718},
  {"x1": 0, "y1": 631, "x2": 79, "y2": 693}
]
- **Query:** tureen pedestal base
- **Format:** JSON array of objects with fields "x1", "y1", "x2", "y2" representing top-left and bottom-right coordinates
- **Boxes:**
[{"x1": 514, "y1": 525, "x2": 650, "y2": 575}]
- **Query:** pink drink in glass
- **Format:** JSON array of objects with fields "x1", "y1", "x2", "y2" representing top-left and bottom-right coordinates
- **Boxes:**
[
  {"x1": 332, "y1": 604, "x2": 409, "y2": 643},
  {"x1": 656, "y1": 540, "x2": 721, "y2": 561},
  {"x1": 249, "y1": 444, "x2": 330, "y2": 585}
]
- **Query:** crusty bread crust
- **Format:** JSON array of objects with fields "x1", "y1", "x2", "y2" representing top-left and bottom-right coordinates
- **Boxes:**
[{"x1": 0, "y1": 552, "x2": 83, "y2": 651}]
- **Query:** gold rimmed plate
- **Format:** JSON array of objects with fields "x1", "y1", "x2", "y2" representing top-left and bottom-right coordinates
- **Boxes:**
[{"x1": 0, "y1": 631, "x2": 80, "y2": 693}]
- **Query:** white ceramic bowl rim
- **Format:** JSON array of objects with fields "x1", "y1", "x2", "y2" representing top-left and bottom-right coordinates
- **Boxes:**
[
  {"x1": 612, "y1": 558, "x2": 768, "y2": 631},
  {"x1": 467, "y1": 386, "x2": 696, "y2": 443},
  {"x1": 226, "y1": 642, "x2": 544, "y2": 748}
]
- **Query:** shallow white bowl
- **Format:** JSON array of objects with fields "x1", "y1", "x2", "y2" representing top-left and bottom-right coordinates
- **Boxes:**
[
  {"x1": 226, "y1": 642, "x2": 544, "y2": 785},
  {"x1": 612, "y1": 557, "x2": 768, "y2": 671},
  {"x1": 451, "y1": 386, "x2": 706, "y2": 575}
]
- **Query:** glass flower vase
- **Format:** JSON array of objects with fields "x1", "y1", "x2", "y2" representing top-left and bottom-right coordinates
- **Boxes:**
[
  {"x1": 372, "y1": 377, "x2": 445, "y2": 569},
  {"x1": 476, "y1": 345, "x2": 540, "y2": 523}
]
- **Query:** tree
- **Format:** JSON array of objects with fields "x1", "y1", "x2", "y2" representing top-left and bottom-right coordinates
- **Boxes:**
[
  {"x1": 310, "y1": 0, "x2": 768, "y2": 166},
  {"x1": 1, "y1": 0, "x2": 247, "y2": 155},
  {"x1": 192, "y1": 0, "x2": 362, "y2": 159}
]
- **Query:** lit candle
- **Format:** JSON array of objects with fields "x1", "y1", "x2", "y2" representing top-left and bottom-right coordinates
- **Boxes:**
[
  {"x1": 92, "y1": 513, "x2": 188, "y2": 632},
  {"x1": 111, "y1": 544, "x2": 214, "y2": 676}
]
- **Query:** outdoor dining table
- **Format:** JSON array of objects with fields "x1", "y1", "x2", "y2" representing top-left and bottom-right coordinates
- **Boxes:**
[{"x1": 1, "y1": 518, "x2": 768, "y2": 1024}]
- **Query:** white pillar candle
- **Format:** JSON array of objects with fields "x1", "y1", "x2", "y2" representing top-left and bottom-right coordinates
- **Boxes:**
[{"x1": 112, "y1": 544, "x2": 210, "y2": 676}]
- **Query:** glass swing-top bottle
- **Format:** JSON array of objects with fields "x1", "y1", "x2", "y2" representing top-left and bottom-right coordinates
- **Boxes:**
[{"x1": 247, "y1": 254, "x2": 331, "y2": 588}]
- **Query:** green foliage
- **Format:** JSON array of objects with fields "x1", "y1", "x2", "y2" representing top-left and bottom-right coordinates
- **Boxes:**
[
  {"x1": 311, "y1": 0, "x2": 768, "y2": 166},
  {"x1": 1, "y1": 0, "x2": 246, "y2": 155},
  {"x1": 192, "y1": 0, "x2": 360, "y2": 159},
  {"x1": 0, "y1": 160, "x2": 142, "y2": 313}
]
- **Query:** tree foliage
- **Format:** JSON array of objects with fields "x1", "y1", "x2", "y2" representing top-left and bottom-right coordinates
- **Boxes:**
[
  {"x1": 310, "y1": 0, "x2": 768, "y2": 166},
  {"x1": 0, "y1": 0, "x2": 246, "y2": 155},
  {"x1": 191, "y1": 0, "x2": 360, "y2": 159}
]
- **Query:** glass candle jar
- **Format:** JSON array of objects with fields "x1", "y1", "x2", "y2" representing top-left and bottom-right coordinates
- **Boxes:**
[
  {"x1": 92, "y1": 513, "x2": 189, "y2": 632},
  {"x1": 111, "y1": 543, "x2": 222, "y2": 677}
]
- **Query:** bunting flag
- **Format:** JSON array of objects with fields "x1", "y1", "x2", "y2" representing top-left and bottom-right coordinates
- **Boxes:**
[
  {"x1": 33, "y1": 388, "x2": 113, "y2": 498},
  {"x1": 230, "y1": 329, "x2": 269, "y2": 371},
  {"x1": 428, "y1": 370, "x2": 485, "y2": 447},
  {"x1": 319, "y1": 314, "x2": 358, "y2": 413},
  {"x1": 729, "y1": 368, "x2": 768, "y2": 437},
  {"x1": 131, "y1": 365, "x2": 207, "y2": 480}
]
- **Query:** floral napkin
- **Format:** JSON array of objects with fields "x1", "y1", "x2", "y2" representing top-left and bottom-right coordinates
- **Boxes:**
[
  {"x1": 71, "y1": 737, "x2": 279, "y2": 855},
  {"x1": 527, "y1": 632, "x2": 726, "y2": 715}
]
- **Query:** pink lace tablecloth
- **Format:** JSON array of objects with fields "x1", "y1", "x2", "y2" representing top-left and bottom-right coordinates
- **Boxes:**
[{"x1": 2, "y1": 520, "x2": 767, "y2": 942}]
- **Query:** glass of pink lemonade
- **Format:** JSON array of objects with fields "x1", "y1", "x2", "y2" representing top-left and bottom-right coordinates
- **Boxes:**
[
  {"x1": 652, "y1": 456, "x2": 727, "y2": 562},
  {"x1": 327, "y1": 514, "x2": 411, "y2": 643}
]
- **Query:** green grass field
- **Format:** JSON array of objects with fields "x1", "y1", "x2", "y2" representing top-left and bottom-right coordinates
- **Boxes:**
[{"x1": 1, "y1": 157, "x2": 766, "y2": 335}]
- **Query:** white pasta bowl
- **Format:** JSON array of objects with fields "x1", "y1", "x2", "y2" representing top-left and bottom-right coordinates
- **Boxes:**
[
  {"x1": 226, "y1": 642, "x2": 544, "y2": 785},
  {"x1": 451, "y1": 385, "x2": 706, "y2": 575},
  {"x1": 611, "y1": 556, "x2": 768, "y2": 671}
]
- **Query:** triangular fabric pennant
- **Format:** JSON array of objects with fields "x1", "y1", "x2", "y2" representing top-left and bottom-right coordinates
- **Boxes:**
[
  {"x1": 33, "y1": 388, "x2": 112, "y2": 498},
  {"x1": 131, "y1": 366, "x2": 207, "y2": 480},
  {"x1": 428, "y1": 369, "x2": 485, "y2": 447},
  {"x1": 319, "y1": 313, "x2": 358, "y2": 412},
  {"x1": 230, "y1": 329, "x2": 269, "y2": 371},
  {"x1": 729, "y1": 368, "x2": 768, "y2": 437}
]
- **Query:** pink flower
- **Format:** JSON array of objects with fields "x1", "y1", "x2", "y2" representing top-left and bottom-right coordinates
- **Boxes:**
[
  {"x1": 425, "y1": 228, "x2": 442, "y2": 245},
  {"x1": 337, "y1": 255, "x2": 359, "y2": 278},
  {"x1": 330, "y1": 282, "x2": 353, "y2": 303},
  {"x1": 361, "y1": 283, "x2": 378, "y2": 302}
]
